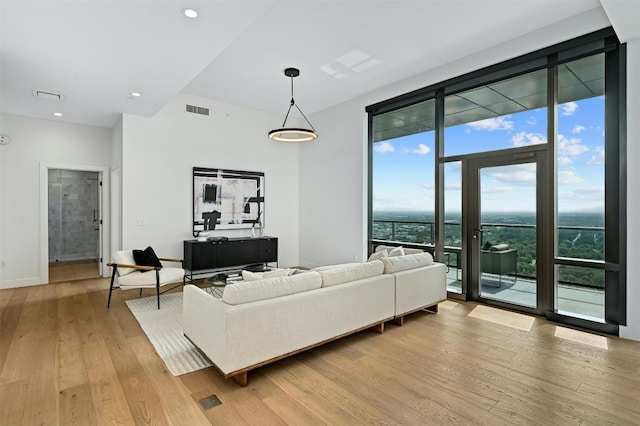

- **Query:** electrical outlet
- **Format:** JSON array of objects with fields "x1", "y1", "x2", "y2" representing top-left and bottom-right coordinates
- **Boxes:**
[{"x1": 137, "y1": 219, "x2": 145, "y2": 227}]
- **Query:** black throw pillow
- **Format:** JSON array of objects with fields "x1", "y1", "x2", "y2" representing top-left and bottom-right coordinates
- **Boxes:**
[{"x1": 133, "y1": 246, "x2": 163, "y2": 271}]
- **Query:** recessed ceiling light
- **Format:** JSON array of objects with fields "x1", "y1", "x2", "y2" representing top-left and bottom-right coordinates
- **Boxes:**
[
  {"x1": 130, "y1": 92, "x2": 141, "y2": 97},
  {"x1": 53, "y1": 112, "x2": 63, "y2": 117},
  {"x1": 182, "y1": 8, "x2": 198, "y2": 18}
]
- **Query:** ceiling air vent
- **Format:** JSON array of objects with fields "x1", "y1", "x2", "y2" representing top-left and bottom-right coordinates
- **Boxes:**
[
  {"x1": 186, "y1": 104, "x2": 210, "y2": 116},
  {"x1": 32, "y1": 89, "x2": 65, "y2": 101}
]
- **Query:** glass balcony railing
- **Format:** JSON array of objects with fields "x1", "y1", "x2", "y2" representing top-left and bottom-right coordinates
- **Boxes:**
[
  {"x1": 372, "y1": 219, "x2": 605, "y2": 287},
  {"x1": 372, "y1": 218, "x2": 605, "y2": 320}
]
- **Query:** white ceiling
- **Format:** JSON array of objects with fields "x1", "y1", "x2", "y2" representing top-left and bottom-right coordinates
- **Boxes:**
[{"x1": 0, "y1": 0, "x2": 634, "y2": 129}]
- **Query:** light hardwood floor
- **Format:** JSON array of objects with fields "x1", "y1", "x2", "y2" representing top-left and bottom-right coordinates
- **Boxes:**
[
  {"x1": 49, "y1": 261, "x2": 100, "y2": 283},
  {"x1": 1, "y1": 277, "x2": 639, "y2": 425}
]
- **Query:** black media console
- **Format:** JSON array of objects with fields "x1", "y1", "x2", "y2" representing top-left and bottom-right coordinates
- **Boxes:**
[{"x1": 183, "y1": 236, "x2": 278, "y2": 281}]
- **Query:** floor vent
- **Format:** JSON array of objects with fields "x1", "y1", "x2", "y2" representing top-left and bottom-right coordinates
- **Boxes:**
[
  {"x1": 198, "y1": 394, "x2": 222, "y2": 410},
  {"x1": 186, "y1": 104, "x2": 210, "y2": 116}
]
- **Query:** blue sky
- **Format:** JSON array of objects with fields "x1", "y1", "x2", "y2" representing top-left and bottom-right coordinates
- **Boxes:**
[{"x1": 373, "y1": 96, "x2": 605, "y2": 214}]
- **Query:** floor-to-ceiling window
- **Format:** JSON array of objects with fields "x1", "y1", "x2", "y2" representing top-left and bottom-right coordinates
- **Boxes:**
[
  {"x1": 371, "y1": 99, "x2": 436, "y2": 245},
  {"x1": 554, "y1": 54, "x2": 606, "y2": 321},
  {"x1": 367, "y1": 29, "x2": 625, "y2": 335}
]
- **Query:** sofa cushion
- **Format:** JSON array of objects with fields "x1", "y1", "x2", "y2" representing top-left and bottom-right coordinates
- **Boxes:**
[
  {"x1": 241, "y1": 268, "x2": 291, "y2": 281},
  {"x1": 367, "y1": 249, "x2": 387, "y2": 262},
  {"x1": 112, "y1": 250, "x2": 137, "y2": 276},
  {"x1": 382, "y1": 252, "x2": 434, "y2": 274},
  {"x1": 489, "y1": 243, "x2": 510, "y2": 251},
  {"x1": 312, "y1": 263, "x2": 360, "y2": 272},
  {"x1": 118, "y1": 267, "x2": 184, "y2": 287},
  {"x1": 375, "y1": 245, "x2": 423, "y2": 255},
  {"x1": 318, "y1": 260, "x2": 384, "y2": 288},
  {"x1": 222, "y1": 271, "x2": 322, "y2": 305},
  {"x1": 388, "y1": 246, "x2": 405, "y2": 257}
]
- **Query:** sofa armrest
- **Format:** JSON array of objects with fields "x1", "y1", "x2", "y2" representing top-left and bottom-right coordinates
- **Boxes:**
[
  {"x1": 393, "y1": 262, "x2": 446, "y2": 317},
  {"x1": 107, "y1": 262, "x2": 156, "y2": 272},
  {"x1": 183, "y1": 285, "x2": 228, "y2": 368}
]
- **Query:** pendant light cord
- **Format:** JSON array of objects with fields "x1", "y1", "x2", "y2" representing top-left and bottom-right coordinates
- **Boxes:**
[{"x1": 280, "y1": 74, "x2": 316, "y2": 132}]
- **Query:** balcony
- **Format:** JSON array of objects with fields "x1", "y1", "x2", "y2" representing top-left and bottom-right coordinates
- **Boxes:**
[{"x1": 372, "y1": 218, "x2": 605, "y2": 321}]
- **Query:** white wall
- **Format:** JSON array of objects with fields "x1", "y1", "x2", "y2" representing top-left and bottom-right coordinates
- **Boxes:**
[
  {"x1": 120, "y1": 93, "x2": 300, "y2": 267},
  {"x1": 0, "y1": 114, "x2": 112, "y2": 288},
  {"x1": 298, "y1": 101, "x2": 368, "y2": 268},
  {"x1": 300, "y1": 7, "x2": 610, "y2": 265},
  {"x1": 0, "y1": 117, "x2": 5, "y2": 284},
  {"x1": 620, "y1": 38, "x2": 640, "y2": 341},
  {"x1": 110, "y1": 117, "x2": 123, "y2": 255},
  {"x1": 301, "y1": 9, "x2": 640, "y2": 340}
]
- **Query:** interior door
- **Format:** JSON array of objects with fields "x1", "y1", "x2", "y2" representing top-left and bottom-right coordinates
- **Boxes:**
[{"x1": 464, "y1": 152, "x2": 543, "y2": 313}]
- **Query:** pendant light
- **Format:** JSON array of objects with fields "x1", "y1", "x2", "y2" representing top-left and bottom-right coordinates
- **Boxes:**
[{"x1": 268, "y1": 67, "x2": 318, "y2": 142}]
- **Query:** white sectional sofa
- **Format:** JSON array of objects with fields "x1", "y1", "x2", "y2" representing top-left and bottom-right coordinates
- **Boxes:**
[
  {"x1": 373, "y1": 245, "x2": 447, "y2": 325},
  {"x1": 183, "y1": 250, "x2": 446, "y2": 386}
]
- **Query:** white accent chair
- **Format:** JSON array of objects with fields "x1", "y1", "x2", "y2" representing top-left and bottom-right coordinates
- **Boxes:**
[{"x1": 107, "y1": 250, "x2": 185, "y2": 309}]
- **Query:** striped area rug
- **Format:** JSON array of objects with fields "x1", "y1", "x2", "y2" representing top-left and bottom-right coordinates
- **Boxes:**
[{"x1": 126, "y1": 292, "x2": 212, "y2": 376}]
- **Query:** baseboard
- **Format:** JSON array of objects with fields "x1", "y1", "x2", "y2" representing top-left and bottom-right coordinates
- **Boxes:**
[
  {"x1": 619, "y1": 325, "x2": 640, "y2": 342},
  {"x1": 0, "y1": 276, "x2": 44, "y2": 289}
]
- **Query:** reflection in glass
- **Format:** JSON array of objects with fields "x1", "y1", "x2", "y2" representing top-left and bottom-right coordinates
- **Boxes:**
[{"x1": 444, "y1": 69, "x2": 548, "y2": 157}]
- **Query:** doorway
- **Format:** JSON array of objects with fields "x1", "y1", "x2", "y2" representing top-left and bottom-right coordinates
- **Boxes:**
[
  {"x1": 463, "y1": 152, "x2": 544, "y2": 314},
  {"x1": 48, "y1": 169, "x2": 101, "y2": 282},
  {"x1": 441, "y1": 151, "x2": 549, "y2": 315}
]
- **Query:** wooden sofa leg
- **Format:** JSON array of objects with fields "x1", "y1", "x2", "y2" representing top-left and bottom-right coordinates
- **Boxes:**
[
  {"x1": 370, "y1": 322, "x2": 385, "y2": 334},
  {"x1": 424, "y1": 304, "x2": 439, "y2": 313},
  {"x1": 232, "y1": 372, "x2": 248, "y2": 387},
  {"x1": 393, "y1": 316, "x2": 404, "y2": 327}
]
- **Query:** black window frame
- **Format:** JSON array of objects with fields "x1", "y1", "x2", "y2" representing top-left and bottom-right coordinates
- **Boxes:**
[{"x1": 367, "y1": 28, "x2": 626, "y2": 334}]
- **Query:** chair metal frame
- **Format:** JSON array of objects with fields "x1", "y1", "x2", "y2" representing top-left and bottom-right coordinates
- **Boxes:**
[{"x1": 107, "y1": 257, "x2": 185, "y2": 309}]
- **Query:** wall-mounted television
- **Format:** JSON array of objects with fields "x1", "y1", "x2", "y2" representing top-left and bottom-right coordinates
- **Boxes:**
[{"x1": 193, "y1": 167, "x2": 264, "y2": 235}]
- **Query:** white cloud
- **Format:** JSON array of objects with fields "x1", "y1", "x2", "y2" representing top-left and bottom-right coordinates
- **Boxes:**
[
  {"x1": 562, "y1": 102, "x2": 579, "y2": 116},
  {"x1": 372, "y1": 193, "x2": 434, "y2": 212},
  {"x1": 573, "y1": 186, "x2": 605, "y2": 197},
  {"x1": 558, "y1": 134, "x2": 588, "y2": 156},
  {"x1": 412, "y1": 144, "x2": 431, "y2": 155},
  {"x1": 481, "y1": 185, "x2": 514, "y2": 194},
  {"x1": 491, "y1": 171, "x2": 536, "y2": 185},
  {"x1": 587, "y1": 146, "x2": 605, "y2": 166},
  {"x1": 374, "y1": 141, "x2": 394, "y2": 153},
  {"x1": 557, "y1": 186, "x2": 605, "y2": 212},
  {"x1": 420, "y1": 182, "x2": 435, "y2": 190},
  {"x1": 485, "y1": 163, "x2": 536, "y2": 186},
  {"x1": 557, "y1": 170, "x2": 585, "y2": 185},
  {"x1": 466, "y1": 116, "x2": 514, "y2": 131},
  {"x1": 526, "y1": 116, "x2": 537, "y2": 125},
  {"x1": 558, "y1": 156, "x2": 573, "y2": 166},
  {"x1": 511, "y1": 131, "x2": 546, "y2": 147},
  {"x1": 445, "y1": 182, "x2": 462, "y2": 190},
  {"x1": 572, "y1": 125, "x2": 586, "y2": 134}
]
